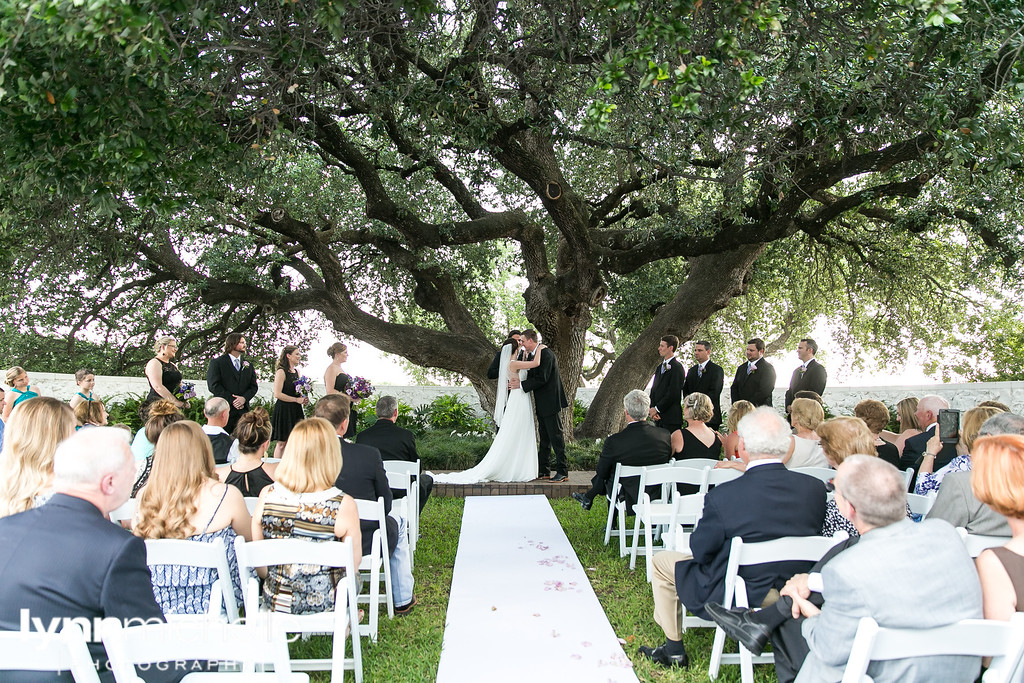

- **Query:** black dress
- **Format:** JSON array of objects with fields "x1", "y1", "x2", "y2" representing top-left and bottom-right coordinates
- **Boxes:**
[
  {"x1": 676, "y1": 429, "x2": 724, "y2": 495},
  {"x1": 225, "y1": 465, "x2": 275, "y2": 497},
  {"x1": 877, "y1": 441, "x2": 901, "y2": 469},
  {"x1": 334, "y1": 371, "x2": 358, "y2": 438},
  {"x1": 146, "y1": 359, "x2": 182, "y2": 404},
  {"x1": 271, "y1": 368, "x2": 305, "y2": 441}
]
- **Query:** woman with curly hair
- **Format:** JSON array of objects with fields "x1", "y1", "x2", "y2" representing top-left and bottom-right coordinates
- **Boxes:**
[
  {"x1": 131, "y1": 399, "x2": 184, "y2": 498},
  {"x1": 134, "y1": 421, "x2": 251, "y2": 616},
  {"x1": 218, "y1": 408, "x2": 278, "y2": 497},
  {"x1": 0, "y1": 397, "x2": 77, "y2": 516}
]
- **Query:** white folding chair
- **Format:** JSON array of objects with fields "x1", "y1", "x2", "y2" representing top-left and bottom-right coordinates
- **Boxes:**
[
  {"x1": 234, "y1": 537, "x2": 362, "y2": 682},
  {"x1": 709, "y1": 532, "x2": 850, "y2": 682},
  {"x1": 903, "y1": 467, "x2": 914, "y2": 491},
  {"x1": 145, "y1": 538, "x2": 239, "y2": 622},
  {"x1": 604, "y1": 461, "x2": 674, "y2": 557},
  {"x1": 674, "y1": 458, "x2": 720, "y2": 471},
  {"x1": 956, "y1": 527, "x2": 1009, "y2": 558},
  {"x1": 906, "y1": 493, "x2": 936, "y2": 518},
  {"x1": 382, "y1": 459, "x2": 420, "y2": 558},
  {"x1": 385, "y1": 470, "x2": 416, "y2": 568},
  {"x1": 629, "y1": 466, "x2": 709, "y2": 579},
  {"x1": 355, "y1": 497, "x2": 394, "y2": 641},
  {"x1": 0, "y1": 621, "x2": 100, "y2": 682},
  {"x1": 110, "y1": 498, "x2": 136, "y2": 524},
  {"x1": 244, "y1": 497, "x2": 260, "y2": 515},
  {"x1": 840, "y1": 614, "x2": 1024, "y2": 683},
  {"x1": 792, "y1": 466, "x2": 836, "y2": 484},
  {"x1": 705, "y1": 467, "x2": 743, "y2": 488},
  {"x1": 103, "y1": 618, "x2": 309, "y2": 682}
]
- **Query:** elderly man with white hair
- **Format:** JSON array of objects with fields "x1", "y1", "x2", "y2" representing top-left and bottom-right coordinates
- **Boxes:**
[
  {"x1": 202, "y1": 396, "x2": 239, "y2": 464},
  {"x1": 899, "y1": 394, "x2": 958, "y2": 484},
  {"x1": 638, "y1": 407, "x2": 828, "y2": 670},
  {"x1": 0, "y1": 427, "x2": 182, "y2": 682}
]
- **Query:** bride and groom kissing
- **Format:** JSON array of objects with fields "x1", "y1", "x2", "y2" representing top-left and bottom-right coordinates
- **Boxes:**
[{"x1": 433, "y1": 329, "x2": 569, "y2": 485}]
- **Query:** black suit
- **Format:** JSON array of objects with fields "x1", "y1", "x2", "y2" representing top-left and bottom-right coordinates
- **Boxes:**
[
  {"x1": 583, "y1": 421, "x2": 672, "y2": 509},
  {"x1": 900, "y1": 424, "x2": 958, "y2": 490},
  {"x1": 0, "y1": 494, "x2": 178, "y2": 682},
  {"x1": 206, "y1": 353, "x2": 259, "y2": 433},
  {"x1": 730, "y1": 358, "x2": 776, "y2": 407},
  {"x1": 784, "y1": 358, "x2": 827, "y2": 411},
  {"x1": 683, "y1": 361, "x2": 725, "y2": 431},
  {"x1": 355, "y1": 419, "x2": 433, "y2": 512},
  {"x1": 521, "y1": 347, "x2": 569, "y2": 477},
  {"x1": 675, "y1": 463, "x2": 827, "y2": 620},
  {"x1": 335, "y1": 439, "x2": 399, "y2": 556},
  {"x1": 650, "y1": 358, "x2": 685, "y2": 432}
]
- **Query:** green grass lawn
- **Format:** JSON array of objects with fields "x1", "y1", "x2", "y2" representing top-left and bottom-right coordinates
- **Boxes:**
[{"x1": 296, "y1": 496, "x2": 777, "y2": 682}]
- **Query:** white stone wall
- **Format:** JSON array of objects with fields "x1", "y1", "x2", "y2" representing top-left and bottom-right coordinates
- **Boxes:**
[{"x1": 15, "y1": 372, "x2": 1024, "y2": 417}]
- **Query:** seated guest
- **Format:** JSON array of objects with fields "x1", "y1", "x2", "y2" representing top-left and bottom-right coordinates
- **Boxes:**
[
  {"x1": 783, "y1": 398, "x2": 827, "y2": 469},
  {"x1": 0, "y1": 427, "x2": 182, "y2": 682},
  {"x1": 638, "y1": 408, "x2": 827, "y2": 669},
  {"x1": 854, "y1": 399, "x2": 900, "y2": 468},
  {"x1": 571, "y1": 389, "x2": 672, "y2": 511},
  {"x1": 0, "y1": 386, "x2": 5, "y2": 451},
  {"x1": 217, "y1": 408, "x2": 278, "y2": 497},
  {"x1": 900, "y1": 395, "x2": 958, "y2": 484},
  {"x1": 0, "y1": 397, "x2": 77, "y2": 517},
  {"x1": 356, "y1": 395, "x2": 433, "y2": 512},
  {"x1": 313, "y1": 395, "x2": 417, "y2": 615},
  {"x1": 979, "y1": 399, "x2": 1011, "y2": 412},
  {"x1": 722, "y1": 400, "x2": 755, "y2": 460},
  {"x1": 202, "y1": 397, "x2": 239, "y2": 465},
  {"x1": 74, "y1": 398, "x2": 108, "y2": 428},
  {"x1": 972, "y1": 434, "x2": 1024, "y2": 622},
  {"x1": 251, "y1": 417, "x2": 361, "y2": 614},
  {"x1": 817, "y1": 416, "x2": 878, "y2": 538},
  {"x1": 880, "y1": 396, "x2": 922, "y2": 456},
  {"x1": 914, "y1": 404, "x2": 1004, "y2": 496},
  {"x1": 670, "y1": 392, "x2": 722, "y2": 463},
  {"x1": 927, "y1": 413, "x2": 1024, "y2": 537},
  {"x1": 131, "y1": 400, "x2": 184, "y2": 497},
  {"x1": 793, "y1": 390, "x2": 823, "y2": 406},
  {"x1": 706, "y1": 455, "x2": 982, "y2": 683},
  {"x1": 134, "y1": 421, "x2": 251, "y2": 616}
]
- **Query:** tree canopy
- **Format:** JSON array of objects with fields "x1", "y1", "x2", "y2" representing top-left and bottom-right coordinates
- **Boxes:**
[{"x1": 1, "y1": 0, "x2": 1022, "y2": 434}]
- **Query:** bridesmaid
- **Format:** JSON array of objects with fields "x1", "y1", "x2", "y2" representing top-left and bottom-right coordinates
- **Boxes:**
[
  {"x1": 69, "y1": 369, "x2": 96, "y2": 410},
  {"x1": 3, "y1": 367, "x2": 41, "y2": 422},
  {"x1": 271, "y1": 346, "x2": 308, "y2": 453},
  {"x1": 145, "y1": 336, "x2": 184, "y2": 408},
  {"x1": 324, "y1": 341, "x2": 358, "y2": 438}
]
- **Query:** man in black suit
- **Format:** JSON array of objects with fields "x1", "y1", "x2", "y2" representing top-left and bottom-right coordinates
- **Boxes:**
[
  {"x1": 730, "y1": 337, "x2": 777, "y2": 408},
  {"x1": 509, "y1": 329, "x2": 570, "y2": 482},
  {"x1": 356, "y1": 395, "x2": 433, "y2": 512},
  {"x1": 683, "y1": 340, "x2": 725, "y2": 431},
  {"x1": 572, "y1": 390, "x2": 672, "y2": 511},
  {"x1": 201, "y1": 397, "x2": 238, "y2": 464},
  {"x1": 649, "y1": 335, "x2": 685, "y2": 433},
  {"x1": 0, "y1": 427, "x2": 181, "y2": 682},
  {"x1": 313, "y1": 395, "x2": 416, "y2": 615},
  {"x1": 486, "y1": 329, "x2": 521, "y2": 380},
  {"x1": 900, "y1": 394, "x2": 959, "y2": 487},
  {"x1": 206, "y1": 332, "x2": 259, "y2": 433},
  {"x1": 638, "y1": 408, "x2": 827, "y2": 669},
  {"x1": 784, "y1": 338, "x2": 828, "y2": 413}
]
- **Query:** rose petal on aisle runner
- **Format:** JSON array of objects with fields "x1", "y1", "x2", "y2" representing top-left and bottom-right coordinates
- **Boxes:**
[{"x1": 437, "y1": 495, "x2": 638, "y2": 682}]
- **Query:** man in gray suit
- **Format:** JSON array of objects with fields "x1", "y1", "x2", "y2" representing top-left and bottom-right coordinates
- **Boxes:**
[{"x1": 792, "y1": 455, "x2": 982, "y2": 682}]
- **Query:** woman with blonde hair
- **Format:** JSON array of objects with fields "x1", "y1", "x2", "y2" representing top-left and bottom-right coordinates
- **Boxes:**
[
  {"x1": 972, "y1": 434, "x2": 1024, "y2": 622},
  {"x1": 252, "y1": 417, "x2": 361, "y2": 614},
  {"x1": 880, "y1": 396, "x2": 922, "y2": 455},
  {"x1": 784, "y1": 398, "x2": 828, "y2": 469},
  {"x1": 722, "y1": 400, "x2": 755, "y2": 460},
  {"x1": 671, "y1": 392, "x2": 722, "y2": 461},
  {"x1": 0, "y1": 397, "x2": 76, "y2": 516},
  {"x1": 2, "y1": 366, "x2": 41, "y2": 422},
  {"x1": 135, "y1": 421, "x2": 251, "y2": 615},
  {"x1": 914, "y1": 404, "x2": 1005, "y2": 496},
  {"x1": 144, "y1": 336, "x2": 184, "y2": 408},
  {"x1": 218, "y1": 408, "x2": 278, "y2": 497},
  {"x1": 74, "y1": 399, "x2": 108, "y2": 428},
  {"x1": 818, "y1": 416, "x2": 888, "y2": 538}
]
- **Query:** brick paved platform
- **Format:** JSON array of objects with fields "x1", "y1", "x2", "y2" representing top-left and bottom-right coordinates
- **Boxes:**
[{"x1": 430, "y1": 470, "x2": 594, "y2": 499}]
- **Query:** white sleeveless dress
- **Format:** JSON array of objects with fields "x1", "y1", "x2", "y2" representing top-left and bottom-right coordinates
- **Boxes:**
[{"x1": 433, "y1": 367, "x2": 538, "y2": 483}]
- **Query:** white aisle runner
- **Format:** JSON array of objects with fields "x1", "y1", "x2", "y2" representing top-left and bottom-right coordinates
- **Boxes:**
[{"x1": 436, "y1": 495, "x2": 638, "y2": 682}]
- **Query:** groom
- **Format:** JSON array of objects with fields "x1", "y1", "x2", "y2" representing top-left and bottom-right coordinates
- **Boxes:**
[{"x1": 509, "y1": 329, "x2": 569, "y2": 482}]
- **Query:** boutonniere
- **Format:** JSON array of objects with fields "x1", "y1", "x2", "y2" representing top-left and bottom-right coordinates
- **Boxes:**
[
  {"x1": 798, "y1": 366, "x2": 806, "y2": 376},
  {"x1": 242, "y1": 360, "x2": 251, "y2": 370},
  {"x1": 749, "y1": 365, "x2": 757, "y2": 373}
]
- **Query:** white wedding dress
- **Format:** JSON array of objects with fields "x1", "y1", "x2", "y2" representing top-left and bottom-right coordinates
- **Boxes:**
[{"x1": 433, "y1": 344, "x2": 538, "y2": 484}]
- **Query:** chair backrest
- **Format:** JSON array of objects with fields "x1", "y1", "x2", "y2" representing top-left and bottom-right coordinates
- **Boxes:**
[
  {"x1": 109, "y1": 498, "x2": 136, "y2": 523},
  {"x1": 792, "y1": 466, "x2": 836, "y2": 484},
  {"x1": 903, "y1": 467, "x2": 914, "y2": 491},
  {"x1": 144, "y1": 537, "x2": 239, "y2": 620},
  {"x1": 840, "y1": 614, "x2": 1024, "y2": 683},
  {"x1": 705, "y1": 467, "x2": 743, "y2": 487},
  {"x1": 906, "y1": 493, "x2": 936, "y2": 517},
  {"x1": 234, "y1": 536, "x2": 355, "y2": 615},
  {"x1": 244, "y1": 496, "x2": 260, "y2": 515},
  {"x1": 386, "y1": 471, "x2": 411, "y2": 493},
  {"x1": 0, "y1": 622, "x2": 100, "y2": 682},
  {"x1": 956, "y1": 527, "x2": 1010, "y2": 558},
  {"x1": 382, "y1": 459, "x2": 419, "y2": 478},
  {"x1": 355, "y1": 497, "x2": 388, "y2": 561},
  {"x1": 639, "y1": 465, "x2": 709, "y2": 490},
  {"x1": 675, "y1": 458, "x2": 720, "y2": 471},
  {"x1": 102, "y1": 619, "x2": 298, "y2": 682},
  {"x1": 609, "y1": 461, "x2": 674, "y2": 502}
]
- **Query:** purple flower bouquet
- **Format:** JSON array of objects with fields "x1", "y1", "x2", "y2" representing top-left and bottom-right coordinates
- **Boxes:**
[
  {"x1": 294, "y1": 375, "x2": 314, "y2": 398},
  {"x1": 177, "y1": 382, "x2": 196, "y2": 401},
  {"x1": 345, "y1": 376, "x2": 374, "y2": 401}
]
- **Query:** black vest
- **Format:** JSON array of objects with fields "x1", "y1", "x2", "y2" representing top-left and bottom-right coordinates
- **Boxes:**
[{"x1": 207, "y1": 432, "x2": 233, "y2": 465}]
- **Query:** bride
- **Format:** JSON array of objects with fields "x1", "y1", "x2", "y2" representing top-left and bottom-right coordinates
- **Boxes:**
[{"x1": 433, "y1": 338, "x2": 542, "y2": 483}]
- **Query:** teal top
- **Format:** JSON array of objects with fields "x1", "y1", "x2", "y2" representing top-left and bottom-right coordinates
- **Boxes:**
[
  {"x1": 76, "y1": 391, "x2": 94, "y2": 402},
  {"x1": 11, "y1": 386, "x2": 39, "y2": 407}
]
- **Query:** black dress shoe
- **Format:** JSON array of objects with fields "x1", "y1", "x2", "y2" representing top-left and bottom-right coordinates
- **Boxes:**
[
  {"x1": 550, "y1": 473, "x2": 568, "y2": 482},
  {"x1": 704, "y1": 602, "x2": 772, "y2": 656},
  {"x1": 571, "y1": 492, "x2": 592, "y2": 510},
  {"x1": 638, "y1": 644, "x2": 689, "y2": 669}
]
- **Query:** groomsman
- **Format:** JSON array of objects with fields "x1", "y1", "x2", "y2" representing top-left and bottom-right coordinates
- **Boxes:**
[
  {"x1": 649, "y1": 335, "x2": 685, "y2": 433},
  {"x1": 784, "y1": 338, "x2": 827, "y2": 413},
  {"x1": 206, "y1": 332, "x2": 259, "y2": 433},
  {"x1": 730, "y1": 337, "x2": 776, "y2": 407},
  {"x1": 683, "y1": 340, "x2": 725, "y2": 431}
]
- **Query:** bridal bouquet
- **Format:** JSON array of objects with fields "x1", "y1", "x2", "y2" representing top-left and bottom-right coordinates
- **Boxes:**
[
  {"x1": 294, "y1": 375, "x2": 314, "y2": 399},
  {"x1": 345, "y1": 376, "x2": 374, "y2": 401},
  {"x1": 176, "y1": 382, "x2": 197, "y2": 401}
]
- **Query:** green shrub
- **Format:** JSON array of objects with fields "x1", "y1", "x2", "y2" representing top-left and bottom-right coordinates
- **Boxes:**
[
  {"x1": 414, "y1": 394, "x2": 491, "y2": 436},
  {"x1": 572, "y1": 399, "x2": 588, "y2": 427}
]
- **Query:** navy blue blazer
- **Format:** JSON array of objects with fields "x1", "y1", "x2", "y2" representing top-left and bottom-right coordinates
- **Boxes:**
[
  {"x1": 675, "y1": 462, "x2": 827, "y2": 619},
  {"x1": 335, "y1": 439, "x2": 399, "y2": 557},
  {"x1": 0, "y1": 494, "x2": 174, "y2": 682}
]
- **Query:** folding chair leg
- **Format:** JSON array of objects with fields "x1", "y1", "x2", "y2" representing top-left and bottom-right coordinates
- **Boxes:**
[
  {"x1": 629, "y1": 513, "x2": 643, "y2": 570},
  {"x1": 709, "y1": 626, "x2": 727, "y2": 680}
]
